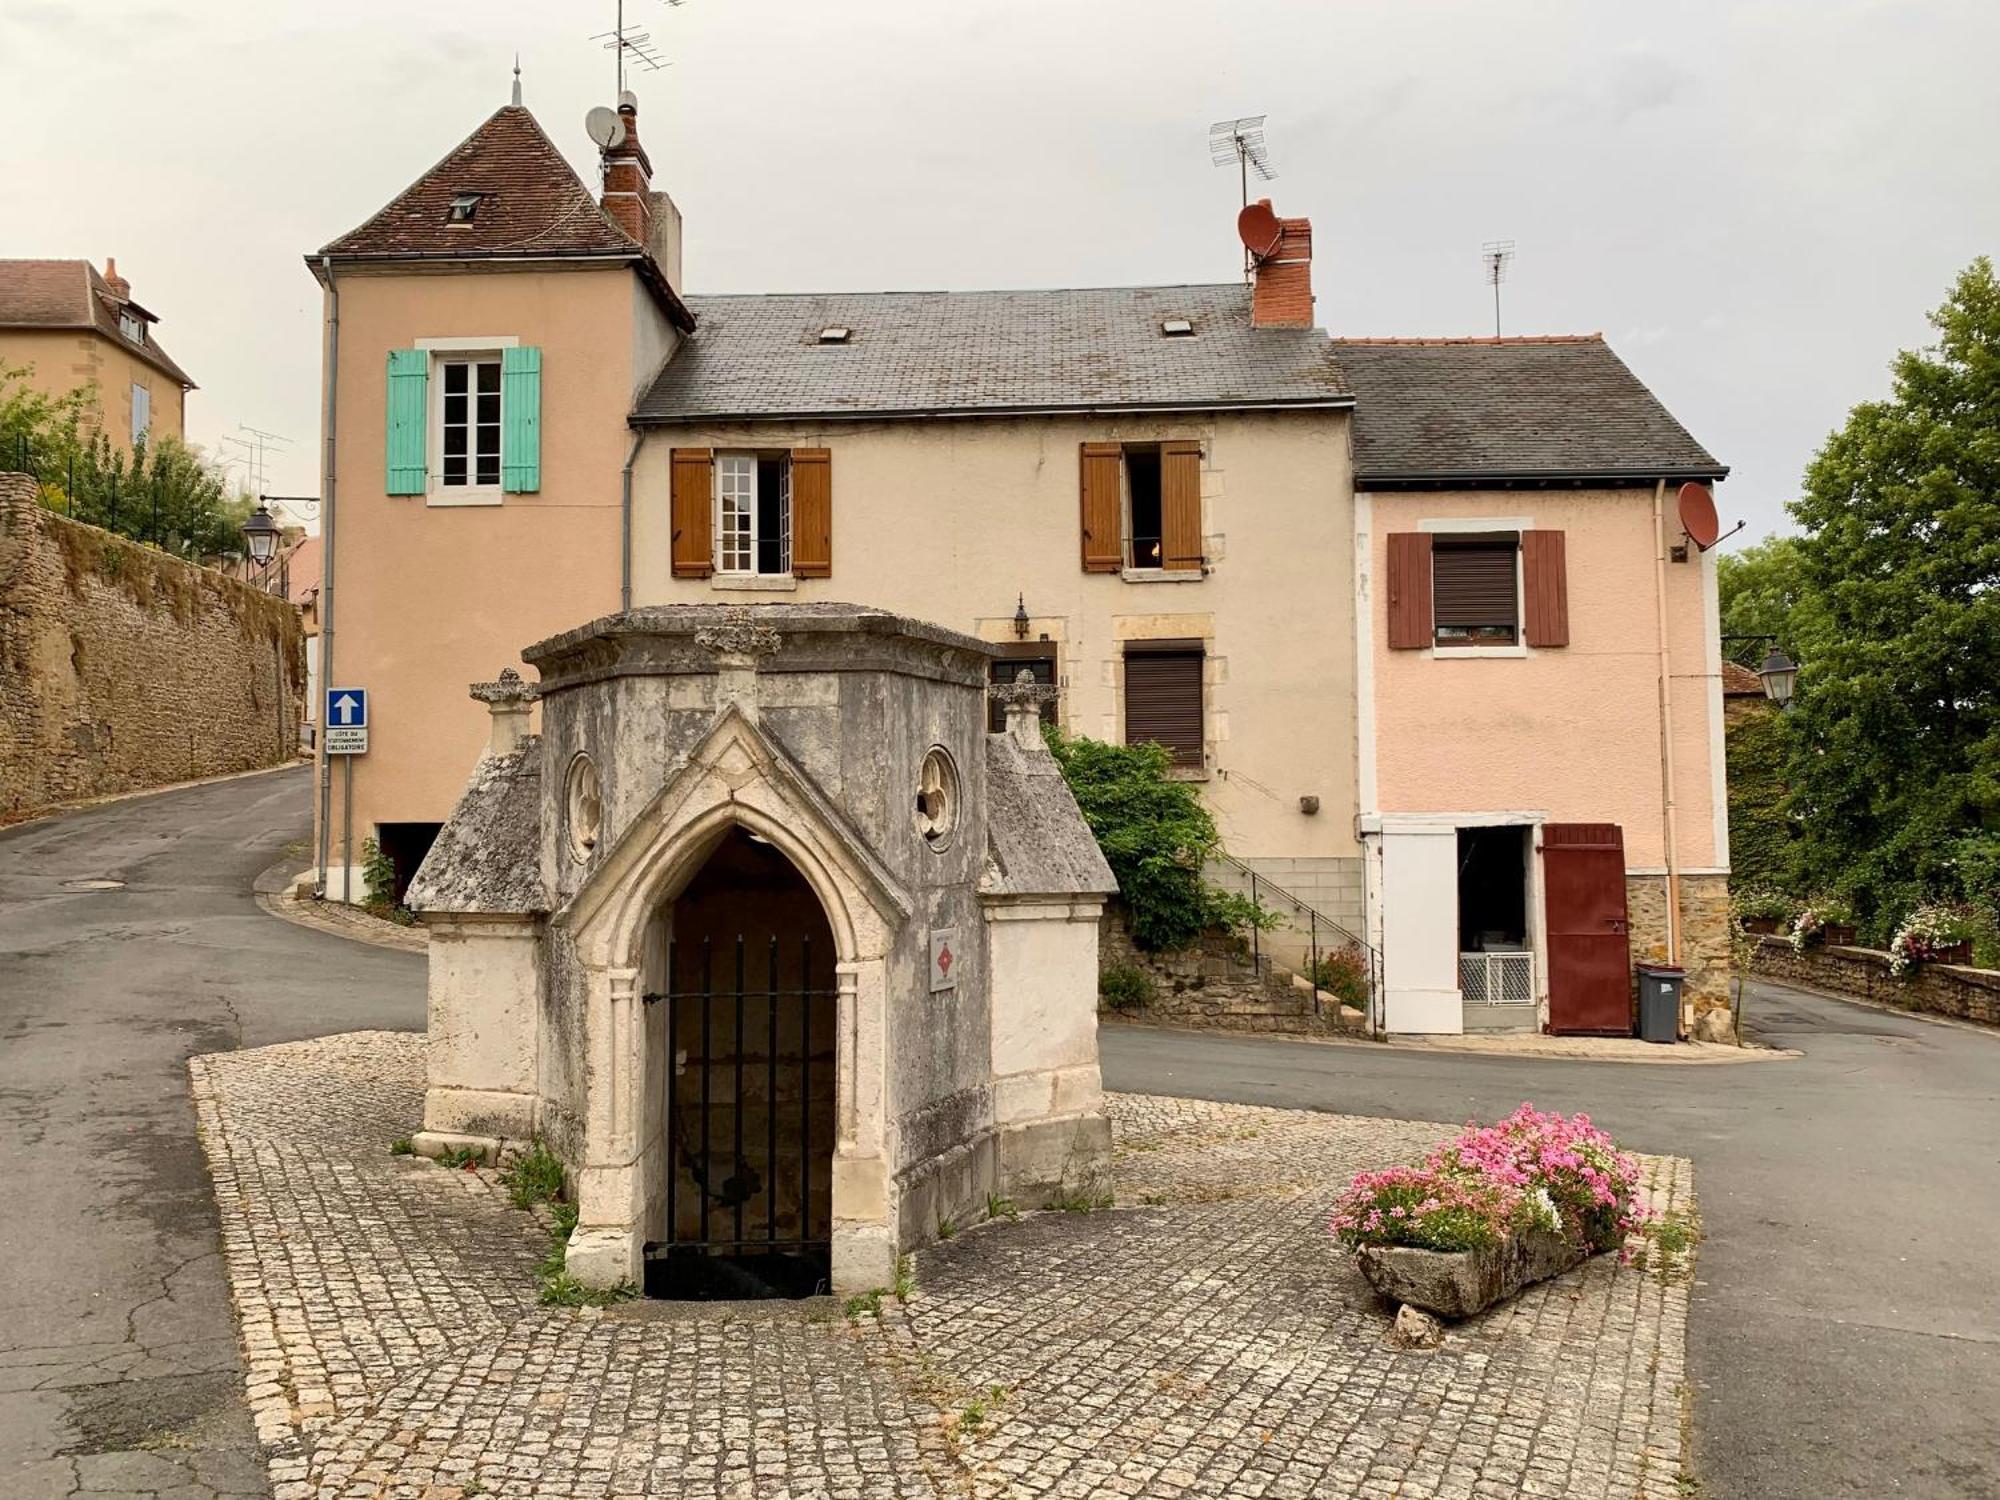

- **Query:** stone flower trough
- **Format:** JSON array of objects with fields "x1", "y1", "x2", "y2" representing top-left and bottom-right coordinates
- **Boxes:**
[
  {"x1": 1331, "y1": 1104, "x2": 1647, "y2": 1323},
  {"x1": 1355, "y1": 1228, "x2": 1589, "y2": 1320}
]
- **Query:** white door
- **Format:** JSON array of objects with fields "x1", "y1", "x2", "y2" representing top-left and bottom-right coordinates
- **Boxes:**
[{"x1": 1380, "y1": 828, "x2": 1463, "y2": 1034}]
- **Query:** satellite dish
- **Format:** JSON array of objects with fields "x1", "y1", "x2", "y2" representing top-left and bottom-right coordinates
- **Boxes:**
[
  {"x1": 1678, "y1": 482, "x2": 1720, "y2": 550},
  {"x1": 1237, "y1": 199, "x2": 1282, "y2": 260},
  {"x1": 585, "y1": 106, "x2": 626, "y2": 150}
]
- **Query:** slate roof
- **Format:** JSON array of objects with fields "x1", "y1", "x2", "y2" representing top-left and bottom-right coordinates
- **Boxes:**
[
  {"x1": 0, "y1": 259, "x2": 196, "y2": 389},
  {"x1": 981, "y1": 730, "x2": 1118, "y2": 900},
  {"x1": 405, "y1": 739, "x2": 547, "y2": 916},
  {"x1": 1330, "y1": 335, "x2": 1725, "y2": 484},
  {"x1": 633, "y1": 284, "x2": 1349, "y2": 423}
]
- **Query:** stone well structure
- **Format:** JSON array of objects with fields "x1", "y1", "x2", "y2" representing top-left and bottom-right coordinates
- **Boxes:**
[{"x1": 406, "y1": 605, "x2": 1115, "y2": 1293}]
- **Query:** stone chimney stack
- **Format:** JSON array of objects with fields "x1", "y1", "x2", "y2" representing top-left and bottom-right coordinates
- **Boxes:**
[
  {"x1": 103, "y1": 257, "x2": 131, "y2": 301},
  {"x1": 1247, "y1": 204, "x2": 1314, "y2": 329},
  {"x1": 599, "y1": 90, "x2": 654, "y2": 244}
]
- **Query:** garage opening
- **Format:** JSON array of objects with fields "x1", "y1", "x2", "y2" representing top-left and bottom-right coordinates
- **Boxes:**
[
  {"x1": 1457, "y1": 825, "x2": 1533, "y2": 1027},
  {"x1": 646, "y1": 827, "x2": 837, "y2": 1300}
]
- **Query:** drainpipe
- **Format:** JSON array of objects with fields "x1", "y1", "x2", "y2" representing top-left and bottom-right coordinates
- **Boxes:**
[
  {"x1": 619, "y1": 431, "x2": 643, "y2": 614},
  {"x1": 314, "y1": 257, "x2": 340, "y2": 899},
  {"x1": 1651, "y1": 477, "x2": 1682, "y2": 966}
]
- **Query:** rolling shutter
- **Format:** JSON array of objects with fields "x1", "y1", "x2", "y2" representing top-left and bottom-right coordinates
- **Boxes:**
[
  {"x1": 1522, "y1": 529, "x2": 1569, "y2": 647},
  {"x1": 1161, "y1": 439, "x2": 1203, "y2": 571},
  {"x1": 791, "y1": 448, "x2": 831, "y2": 577},
  {"x1": 670, "y1": 447, "x2": 714, "y2": 577},
  {"x1": 1079, "y1": 442, "x2": 1123, "y2": 572},
  {"x1": 1433, "y1": 537, "x2": 1519, "y2": 640},
  {"x1": 1123, "y1": 640, "x2": 1204, "y2": 767},
  {"x1": 1385, "y1": 532, "x2": 1433, "y2": 649},
  {"x1": 500, "y1": 346, "x2": 542, "y2": 493},
  {"x1": 385, "y1": 349, "x2": 428, "y2": 496}
]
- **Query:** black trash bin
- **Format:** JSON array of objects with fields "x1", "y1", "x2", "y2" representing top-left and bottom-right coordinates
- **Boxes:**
[{"x1": 1635, "y1": 963, "x2": 1684, "y2": 1044}]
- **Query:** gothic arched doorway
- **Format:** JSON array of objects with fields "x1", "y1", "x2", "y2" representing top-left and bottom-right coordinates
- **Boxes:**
[{"x1": 644, "y1": 826, "x2": 838, "y2": 1299}]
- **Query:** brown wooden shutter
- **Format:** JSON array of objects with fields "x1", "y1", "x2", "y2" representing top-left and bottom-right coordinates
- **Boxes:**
[
  {"x1": 1123, "y1": 641, "x2": 1204, "y2": 767},
  {"x1": 1079, "y1": 442, "x2": 1123, "y2": 572},
  {"x1": 1385, "y1": 532, "x2": 1433, "y2": 648},
  {"x1": 1522, "y1": 529, "x2": 1569, "y2": 646},
  {"x1": 670, "y1": 447, "x2": 714, "y2": 578},
  {"x1": 791, "y1": 447, "x2": 831, "y2": 577},
  {"x1": 1160, "y1": 439, "x2": 1203, "y2": 571}
]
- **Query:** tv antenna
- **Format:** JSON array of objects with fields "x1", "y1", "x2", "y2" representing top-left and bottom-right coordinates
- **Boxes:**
[
  {"x1": 224, "y1": 424, "x2": 292, "y2": 498},
  {"x1": 1209, "y1": 115, "x2": 1276, "y2": 210},
  {"x1": 592, "y1": 0, "x2": 681, "y2": 96},
  {"x1": 1482, "y1": 240, "x2": 1516, "y2": 337}
]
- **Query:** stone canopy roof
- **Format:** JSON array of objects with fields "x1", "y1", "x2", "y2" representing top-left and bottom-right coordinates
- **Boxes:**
[
  {"x1": 634, "y1": 284, "x2": 1349, "y2": 423},
  {"x1": 405, "y1": 738, "x2": 547, "y2": 915},
  {"x1": 1330, "y1": 335, "x2": 1725, "y2": 485},
  {"x1": 0, "y1": 259, "x2": 196, "y2": 389},
  {"x1": 982, "y1": 729, "x2": 1117, "y2": 900}
]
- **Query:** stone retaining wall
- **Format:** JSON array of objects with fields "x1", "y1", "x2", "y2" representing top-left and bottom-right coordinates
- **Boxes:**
[
  {"x1": 0, "y1": 473, "x2": 304, "y2": 820},
  {"x1": 1750, "y1": 935, "x2": 2000, "y2": 1027},
  {"x1": 1098, "y1": 905, "x2": 1339, "y2": 1032}
]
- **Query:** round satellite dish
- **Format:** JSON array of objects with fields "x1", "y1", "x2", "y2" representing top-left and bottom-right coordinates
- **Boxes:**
[
  {"x1": 585, "y1": 105, "x2": 626, "y2": 150},
  {"x1": 1677, "y1": 482, "x2": 1720, "y2": 550},
  {"x1": 1237, "y1": 199, "x2": 1282, "y2": 259}
]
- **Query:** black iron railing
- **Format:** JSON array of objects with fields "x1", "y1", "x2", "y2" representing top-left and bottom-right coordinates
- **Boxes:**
[{"x1": 1210, "y1": 853, "x2": 1383, "y2": 1035}]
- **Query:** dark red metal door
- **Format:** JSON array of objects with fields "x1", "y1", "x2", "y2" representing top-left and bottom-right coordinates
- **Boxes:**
[{"x1": 1544, "y1": 823, "x2": 1632, "y2": 1035}]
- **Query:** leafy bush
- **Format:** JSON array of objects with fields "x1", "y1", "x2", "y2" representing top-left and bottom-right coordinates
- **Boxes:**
[
  {"x1": 1330, "y1": 1106, "x2": 1649, "y2": 1256},
  {"x1": 1097, "y1": 964, "x2": 1155, "y2": 1012},
  {"x1": 1044, "y1": 728, "x2": 1265, "y2": 952},
  {"x1": 1305, "y1": 946, "x2": 1370, "y2": 1009},
  {"x1": 1730, "y1": 887, "x2": 1796, "y2": 925}
]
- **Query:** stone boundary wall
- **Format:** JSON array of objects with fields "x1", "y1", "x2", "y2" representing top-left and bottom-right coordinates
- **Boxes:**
[
  {"x1": 1097, "y1": 905, "x2": 1343, "y2": 1033},
  {"x1": 0, "y1": 473, "x2": 304, "y2": 820},
  {"x1": 1750, "y1": 935, "x2": 2000, "y2": 1027}
]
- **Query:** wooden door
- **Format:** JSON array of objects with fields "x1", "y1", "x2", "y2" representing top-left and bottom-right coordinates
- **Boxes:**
[{"x1": 1543, "y1": 823, "x2": 1632, "y2": 1035}]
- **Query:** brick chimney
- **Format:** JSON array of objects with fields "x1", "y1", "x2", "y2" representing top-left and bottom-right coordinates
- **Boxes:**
[
  {"x1": 599, "y1": 90, "x2": 654, "y2": 244},
  {"x1": 1247, "y1": 204, "x2": 1313, "y2": 329},
  {"x1": 103, "y1": 257, "x2": 130, "y2": 301}
]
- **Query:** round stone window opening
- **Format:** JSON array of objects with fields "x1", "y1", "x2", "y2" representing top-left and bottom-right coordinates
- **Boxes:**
[
  {"x1": 565, "y1": 753, "x2": 602, "y2": 862},
  {"x1": 914, "y1": 746, "x2": 959, "y2": 852}
]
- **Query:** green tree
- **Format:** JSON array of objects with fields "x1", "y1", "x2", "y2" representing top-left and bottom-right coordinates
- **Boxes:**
[
  {"x1": 1779, "y1": 257, "x2": 2000, "y2": 936},
  {"x1": 1716, "y1": 535, "x2": 1812, "y2": 664}
]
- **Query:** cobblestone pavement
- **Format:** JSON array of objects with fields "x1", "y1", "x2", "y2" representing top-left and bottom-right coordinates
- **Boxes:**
[{"x1": 191, "y1": 1034, "x2": 1694, "y2": 1499}]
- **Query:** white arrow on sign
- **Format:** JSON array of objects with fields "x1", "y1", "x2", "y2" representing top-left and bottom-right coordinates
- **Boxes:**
[{"x1": 332, "y1": 694, "x2": 361, "y2": 725}]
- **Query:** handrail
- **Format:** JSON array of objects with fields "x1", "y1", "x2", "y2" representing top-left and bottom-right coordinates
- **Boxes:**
[{"x1": 1209, "y1": 852, "x2": 1382, "y2": 1034}]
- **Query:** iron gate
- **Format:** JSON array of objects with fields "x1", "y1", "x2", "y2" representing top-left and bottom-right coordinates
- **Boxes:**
[{"x1": 643, "y1": 934, "x2": 836, "y2": 1299}]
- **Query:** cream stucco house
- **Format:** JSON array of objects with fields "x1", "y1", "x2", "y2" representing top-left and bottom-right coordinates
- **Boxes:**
[
  {"x1": 0, "y1": 258, "x2": 195, "y2": 451},
  {"x1": 309, "y1": 84, "x2": 1733, "y2": 1040}
]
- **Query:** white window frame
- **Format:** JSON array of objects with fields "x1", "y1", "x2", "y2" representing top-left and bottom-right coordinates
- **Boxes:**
[
  {"x1": 1420, "y1": 515, "x2": 1532, "y2": 659},
  {"x1": 130, "y1": 382, "x2": 150, "y2": 445},
  {"x1": 417, "y1": 336, "x2": 516, "y2": 507},
  {"x1": 713, "y1": 450, "x2": 794, "y2": 578},
  {"x1": 119, "y1": 310, "x2": 145, "y2": 343}
]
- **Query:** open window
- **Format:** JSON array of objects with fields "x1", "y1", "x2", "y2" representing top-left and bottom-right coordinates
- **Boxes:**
[
  {"x1": 1079, "y1": 440, "x2": 1203, "y2": 574},
  {"x1": 1125, "y1": 445, "x2": 1164, "y2": 568},
  {"x1": 716, "y1": 452, "x2": 793, "y2": 576}
]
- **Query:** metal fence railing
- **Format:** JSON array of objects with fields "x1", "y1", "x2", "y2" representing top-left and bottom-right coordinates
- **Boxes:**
[{"x1": 1208, "y1": 852, "x2": 1383, "y2": 1036}]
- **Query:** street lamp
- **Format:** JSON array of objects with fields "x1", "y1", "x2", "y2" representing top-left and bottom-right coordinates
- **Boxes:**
[
  {"x1": 1757, "y1": 647, "x2": 1799, "y2": 708},
  {"x1": 241, "y1": 503, "x2": 281, "y2": 567},
  {"x1": 1013, "y1": 593, "x2": 1031, "y2": 640}
]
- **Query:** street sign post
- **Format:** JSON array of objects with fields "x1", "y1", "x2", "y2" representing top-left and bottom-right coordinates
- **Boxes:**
[{"x1": 325, "y1": 687, "x2": 369, "y2": 756}]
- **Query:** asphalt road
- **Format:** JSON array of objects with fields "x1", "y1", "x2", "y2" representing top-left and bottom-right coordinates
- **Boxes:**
[
  {"x1": 3, "y1": 767, "x2": 1994, "y2": 1498},
  {"x1": 0, "y1": 766, "x2": 423, "y2": 1499},
  {"x1": 1103, "y1": 994, "x2": 2000, "y2": 1499}
]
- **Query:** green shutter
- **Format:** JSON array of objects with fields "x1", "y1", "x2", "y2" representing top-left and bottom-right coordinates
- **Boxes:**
[
  {"x1": 385, "y1": 348, "x2": 427, "y2": 495},
  {"x1": 501, "y1": 345, "x2": 542, "y2": 493}
]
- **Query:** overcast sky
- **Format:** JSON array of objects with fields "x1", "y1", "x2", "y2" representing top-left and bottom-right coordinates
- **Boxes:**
[{"x1": 4, "y1": 0, "x2": 1995, "y2": 540}]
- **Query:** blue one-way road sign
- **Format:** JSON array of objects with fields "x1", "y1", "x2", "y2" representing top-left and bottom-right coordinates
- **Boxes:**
[{"x1": 325, "y1": 688, "x2": 369, "y2": 755}]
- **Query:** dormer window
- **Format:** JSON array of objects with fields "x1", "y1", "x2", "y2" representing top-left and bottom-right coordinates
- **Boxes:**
[
  {"x1": 817, "y1": 326, "x2": 851, "y2": 345},
  {"x1": 118, "y1": 310, "x2": 145, "y2": 343},
  {"x1": 447, "y1": 192, "x2": 485, "y2": 224},
  {"x1": 1160, "y1": 318, "x2": 1194, "y2": 338}
]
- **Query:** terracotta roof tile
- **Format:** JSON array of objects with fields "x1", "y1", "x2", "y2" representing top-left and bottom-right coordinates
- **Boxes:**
[
  {"x1": 1722, "y1": 660, "x2": 1765, "y2": 696},
  {"x1": 320, "y1": 105, "x2": 641, "y2": 260},
  {"x1": 0, "y1": 259, "x2": 196, "y2": 389}
]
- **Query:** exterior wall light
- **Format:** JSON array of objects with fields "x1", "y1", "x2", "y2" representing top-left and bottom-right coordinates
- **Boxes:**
[
  {"x1": 241, "y1": 503, "x2": 281, "y2": 566},
  {"x1": 1013, "y1": 594, "x2": 1031, "y2": 639}
]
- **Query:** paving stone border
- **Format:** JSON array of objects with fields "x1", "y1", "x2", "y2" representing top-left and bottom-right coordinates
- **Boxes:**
[{"x1": 191, "y1": 1033, "x2": 1695, "y2": 1499}]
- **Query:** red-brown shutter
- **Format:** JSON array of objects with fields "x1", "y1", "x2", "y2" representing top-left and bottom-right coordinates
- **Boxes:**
[
  {"x1": 1123, "y1": 641, "x2": 1204, "y2": 766},
  {"x1": 1522, "y1": 529, "x2": 1569, "y2": 647},
  {"x1": 670, "y1": 447, "x2": 714, "y2": 578},
  {"x1": 791, "y1": 447, "x2": 831, "y2": 577},
  {"x1": 1385, "y1": 533, "x2": 1433, "y2": 649},
  {"x1": 1160, "y1": 439, "x2": 1203, "y2": 571},
  {"x1": 1079, "y1": 442, "x2": 1123, "y2": 572}
]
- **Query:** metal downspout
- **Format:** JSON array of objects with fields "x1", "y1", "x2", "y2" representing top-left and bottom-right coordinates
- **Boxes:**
[
  {"x1": 1651, "y1": 477, "x2": 1683, "y2": 967},
  {"x1": 314, "y1": 258, "x2": 339, "y2": 898},
  {"x1": 620, "y1": 431, "x2": 642, "y2": 613}
]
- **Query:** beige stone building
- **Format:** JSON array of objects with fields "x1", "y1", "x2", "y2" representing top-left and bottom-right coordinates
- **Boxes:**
[
  {"x1": 310, "y1": 84, "x2": 1732, "y2": 1038},
  {"x1": 0, "y1": 259, "x2": 195, "y2": 451}
]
